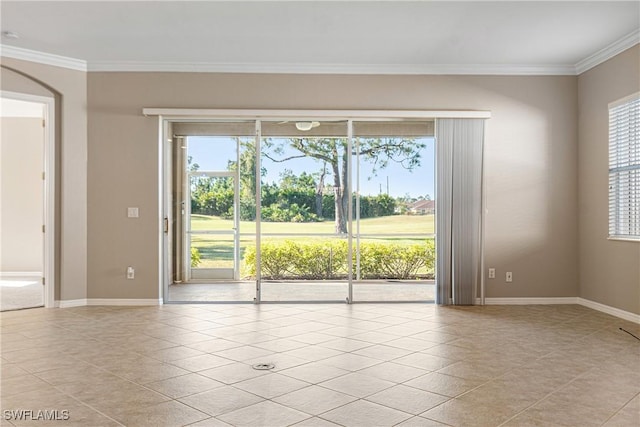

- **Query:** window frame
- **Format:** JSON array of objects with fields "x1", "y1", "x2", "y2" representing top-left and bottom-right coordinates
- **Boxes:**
[{"x1": 608, "y1": 92, "x2": 640, "y2": 242}]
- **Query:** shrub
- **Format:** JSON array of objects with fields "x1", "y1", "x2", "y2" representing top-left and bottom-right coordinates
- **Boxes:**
[
  {"x1": 243, "y1": 239, "x2": 434, "y2": 280},
  {"x1": 190, "y1": 247, "x2": 201, "y2": 267}
]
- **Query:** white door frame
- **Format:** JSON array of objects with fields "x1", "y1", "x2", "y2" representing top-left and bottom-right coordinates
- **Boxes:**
[
  {"x1": 185, "y1": 171, "x2": 240, "y2": 281},
  {"x1": 1, "y1": 91, "x2": 56, "y2": 308}
]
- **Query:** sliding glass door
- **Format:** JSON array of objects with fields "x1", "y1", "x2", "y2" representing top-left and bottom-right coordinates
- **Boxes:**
[{"x1": 164, "y1": 118, "x2": 435, "y2": 303}]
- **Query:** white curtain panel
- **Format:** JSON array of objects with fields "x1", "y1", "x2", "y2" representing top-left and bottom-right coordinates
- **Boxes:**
[{"x1": 436, "y1": 118, "x2": 485, "y2": 305}]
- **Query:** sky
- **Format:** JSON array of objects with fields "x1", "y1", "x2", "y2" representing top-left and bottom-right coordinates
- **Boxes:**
[{"x1": 188, "y1": 136, "x2": 435, "y2": 199}]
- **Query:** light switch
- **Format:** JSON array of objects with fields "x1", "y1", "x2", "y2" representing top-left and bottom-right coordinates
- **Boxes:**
[{"x1": 127, "y1": 207, "x2": 139, "y2": 218}]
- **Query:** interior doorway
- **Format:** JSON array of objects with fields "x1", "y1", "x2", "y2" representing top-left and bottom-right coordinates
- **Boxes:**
[{"x1": 0, "y1": 93, "x2": 54, "y2": 311}]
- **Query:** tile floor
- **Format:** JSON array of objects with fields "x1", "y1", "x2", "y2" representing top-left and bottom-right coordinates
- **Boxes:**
[{"x1": 0, "y1": 303, "x2": 638, "y2": 427}]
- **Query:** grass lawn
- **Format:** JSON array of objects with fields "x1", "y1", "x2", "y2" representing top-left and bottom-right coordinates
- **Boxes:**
[
  {"x1": 190, "y1": 214, "x2": 434, "y2": 269},
  {"x1": 191, "y1": 214, "x2": 434, "y2": 234}
]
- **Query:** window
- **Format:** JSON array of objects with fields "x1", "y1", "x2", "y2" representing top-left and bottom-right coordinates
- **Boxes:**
[{"x1": 609, "y1": 93, "x2": 640, "y2": 240}]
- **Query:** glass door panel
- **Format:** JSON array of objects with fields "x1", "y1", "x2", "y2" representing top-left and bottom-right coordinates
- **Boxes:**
[
  {"x1": 188, "y1": 174, "x2": 237, "y2": 280},
  {"x1": 168, "y1": 123, "x2": 257, "y2": 303},
  {"x1": 258, "y1": 120, "x2": 350, "y2": 302},
  {"x1": 352, "y1": 120, "x2": 436, "y2": 302}
]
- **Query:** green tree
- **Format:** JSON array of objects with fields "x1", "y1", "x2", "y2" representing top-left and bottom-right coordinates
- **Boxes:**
[{"x1": 263, "y1": 137, "x2": 424, "y2": 234}]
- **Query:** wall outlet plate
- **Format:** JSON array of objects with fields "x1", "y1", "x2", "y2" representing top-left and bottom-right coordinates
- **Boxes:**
[
  {"x1": 127, "y1": 207, "x2": 139, "y2": 218},
  {"x1": 506, "y1": 272, "x2": 513, "y2": 282},
  {"x1": 488, "y1": 268, "x2": 495, "y2": 279}
]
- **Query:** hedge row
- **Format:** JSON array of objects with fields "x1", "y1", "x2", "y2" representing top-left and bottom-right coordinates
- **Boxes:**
[{"x1": 244, "y1": 239, "x2": 434, "y2": 280}]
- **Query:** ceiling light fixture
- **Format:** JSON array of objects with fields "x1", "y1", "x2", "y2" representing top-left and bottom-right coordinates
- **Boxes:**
[
  {"x1": 295, "y1": 121, "x2": 320, "y2": 131},
  {"x1": 2, "y1": 31, "x2": 19, "y2": 39}
]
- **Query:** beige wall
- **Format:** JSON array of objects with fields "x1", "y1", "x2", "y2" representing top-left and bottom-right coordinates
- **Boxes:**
[
  {"x1": 88, "y1": 72, "x2": 579, "y2": 300},
  {"x1": 0, "y1": 117, "x2": 44, "y2": 272},
  {"x1": 0, "y1": 60, "x2": 88, "y2": 301},
  {"x1": 578, "y1": 45, "x2": 640, "y2": 315}
]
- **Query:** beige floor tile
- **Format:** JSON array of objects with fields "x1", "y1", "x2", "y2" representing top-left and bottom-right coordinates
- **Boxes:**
[
  {"x1": 420, "y1": 395, "x2": 519, "y2": 427},
  {"x1": 199, "y1": 362, "x2": 270, "y2": 384},
  {"x1": 290, "y1": 417, "x2": 341, "y2": 426},
  {"x1": 186, "y1": 417, "x2": 233, "y2": 427},
  {"x1": 318, "y1": 353, "x2": 382, "y2": 371},
  {"x1": 33, "y1": 364, "x2": 107, "y2": 386},
  {"x1": 57, "y1": 377, "x2": 170, "y2": 415},
  {"x1": 366, "y1": 384, "x2": 449, "y2": 415},
  {"x1": 102, "y1": 360, "x2": 190, "y2": 384},
  {"x1": 281, "y1": 345, "x2": 343, "y2": 362},
  {"x1": 394, "y1": 353, "x2": 455, "y2": 371},
  {"x1": 233, "y1": 373, "x2": 309, "y2": 399},
  {"x1": 602, "y1": 394, "x2": 640, "y2": 427},
  {"x1": 179, "y1": 386, "x2": 264, "y2": 416},
  {"x1": 0, "y1": 375, "x2": 54, "y2": 397},
  {"x1": 214, "y1": 345, "x2": 274, "y2": 362},
  {"x1": 278, "y1": 362, "x2": 350, "y2": 384},
  {"x1": 395, "y1": 416, "x2": 451, "y2": 427},
  {"x1": 404, "y1": 372, "x2": 485, "y2": 397},
  {"x1": 243, "y1": 353, "x2": 310, "y2": 372},
  {"x1": 356, "y1": 362, "x2": 428, "y2": 384},
  {"x1": 169, "y1": 354, "x2": 235, "y2": 372},
  {"x1": 142, "y1": 345, "x2": 204, "y2": 362},
  {"x1": 523, "y1": 393, "x2": 627, "y2": 427},
  {"x1": 186, "y1": 339, "x2": 243, "y2": 353},
  {"x1": 217, "y1": 400, "x2": 310, "y2": 427},
  {"x1": 352, "y1": 344, "x2": 412, "y2": 361},
  {"x1": 501, "y1": 412, "x2": 566, "y2": 427},
  {"x1": 384, "y1": 337, "x2": 439, "y2": 352},
  {"x1": 321, "y1": 399, "x2": 411, "y2": 427},
  {"x1": 288, "y1": 333, "x2": 336, "y2": 345},
  {"x1": 435, "y1": 359, "x2": 513, "y2": 380},
  {"x1": 8, "y1": 403, "x2": 121, "y2": 427},
  {"x1": 252, "y1": 338, "x2": 309, "y2": 352},
  {"x1": 1, "y1": 304, "x2": 638, "y2": 427},
  {"x1": 0, "y1": 363, "x2": 29, "y2": 380},
  {"x1": 319, "y1": 372, "x2": 395, "y2": 398},
  {"x1": 145, "y1": 373, "x2": 224, "y2": 398},
  {"x1": 274, "y1": 385, "x2": 357, "y2": 415},
  {"x1": 349, "y1": 331, "x2": 399, "y2": 344},
  {"x1": 318, "y1": 338, "x2": 373, "y2": 352},
  {"x1": 110, "y1": 400, "x2": 209, "y2": 426}
]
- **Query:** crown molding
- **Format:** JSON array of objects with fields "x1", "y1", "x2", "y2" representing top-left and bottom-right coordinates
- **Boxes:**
[
  {"x1": 575, "y1": 29, "x2": 640, "y2": 75},
  {"x1": 87, "y1": 60, "x2": 577, "y2": 75},
  {"x1": 0, "y1": 45, "x2": 87, "y2": 72}
]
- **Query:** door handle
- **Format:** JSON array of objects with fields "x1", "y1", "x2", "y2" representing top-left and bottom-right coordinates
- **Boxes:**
[{"x1": 164, "y1": 218, "x2": 169, "y2": 234}]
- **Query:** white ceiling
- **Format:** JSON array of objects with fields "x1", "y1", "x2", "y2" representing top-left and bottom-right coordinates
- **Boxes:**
[{"x1": 1, "y1": 1, "x2": 639, "y2": 74}]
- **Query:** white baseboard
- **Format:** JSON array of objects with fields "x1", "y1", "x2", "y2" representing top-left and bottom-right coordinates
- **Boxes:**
[
  {"x1": 56, "y1": 299, "x2": 87, "y2": 308},
  {"x1": 577, "y1": 297, "x2": 640, "y2": 324},
  {"x1": 55, "y1": 298, "x2": 162, "y2": 307},
  {"x1": 86, "y1": 299, "x2": 163, "y2": 306},
  {"x1": 478, "y1": 297, "x2": 578, "y2": 305},
  {"x1": 1, "y1": 271, "x2": 43, "y2": 278}
]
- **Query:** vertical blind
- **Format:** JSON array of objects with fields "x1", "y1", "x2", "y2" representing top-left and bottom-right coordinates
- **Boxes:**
[
  {"x1": 609, "y1": 93, "x2": 640, "y2": 239},
  {"x1": 436, "y1": 118, "x2": 485, "y2": 305}
]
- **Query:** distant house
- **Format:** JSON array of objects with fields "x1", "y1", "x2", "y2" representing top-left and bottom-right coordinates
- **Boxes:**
[{"x1": 409, "y1": 199, "x2": 435, "y2": 215}]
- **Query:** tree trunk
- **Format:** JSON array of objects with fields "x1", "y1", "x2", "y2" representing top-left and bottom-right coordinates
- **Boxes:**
[
  {"x1": 340, "y1": 146, "x2": 349, "y2": 232},
  {"x1": 315, "y1": 165, "x2": 325, "y2": 217},
  {"x1": 330, "y1": 144, "x2": 348, "y2": 234}
]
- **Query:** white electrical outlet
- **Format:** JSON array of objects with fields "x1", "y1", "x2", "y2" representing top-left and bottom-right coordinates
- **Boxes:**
[
  {"x1": 488, "y1": 268, "x2": 496, "y2": 279},
  {"x1": 127, "y1": 266, "x2": 135, "y2": 279},
  {"x1": 127, "y1": 207, "x2": 139, "y2": 218},
  {"x1": 506, "y1": 272, "x2": 513, "y2": 282}
]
